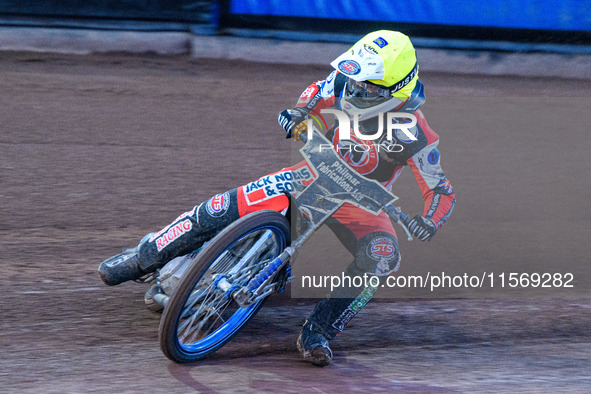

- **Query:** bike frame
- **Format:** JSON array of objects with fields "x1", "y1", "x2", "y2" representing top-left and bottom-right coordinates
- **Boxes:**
[{"x1": 233, "y1": 127, "x2": 413, "y2": 307}]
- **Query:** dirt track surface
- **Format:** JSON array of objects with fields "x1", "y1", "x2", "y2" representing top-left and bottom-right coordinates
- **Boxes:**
[{"x1": 1, "y1": 52, "x2": 590, "y2": 392}]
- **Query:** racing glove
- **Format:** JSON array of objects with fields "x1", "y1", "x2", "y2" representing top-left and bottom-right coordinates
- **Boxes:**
[
  {"x1": 278, "y1": 107, "x2": 310, "y2": 139},
  {"x1": 407, "y1": 215, "x2": 437, "y2": 241}
]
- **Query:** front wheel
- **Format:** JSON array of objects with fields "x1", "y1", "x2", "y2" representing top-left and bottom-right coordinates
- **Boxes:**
[{"x1": 159, "y1": 210, "x2": 291, "y2": 363}]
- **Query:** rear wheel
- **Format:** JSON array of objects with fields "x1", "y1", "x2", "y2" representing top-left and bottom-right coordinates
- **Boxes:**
[{"x1": 159, "y1": 211, "x2": 290, "y2": 363}]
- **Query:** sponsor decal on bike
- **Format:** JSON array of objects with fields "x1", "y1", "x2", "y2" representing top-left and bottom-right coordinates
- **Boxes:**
[
  {"x1": 314, "y1": 161, "x2": 362, "y2": 196},
  {"x1": 244, "y1": 172, "x2": 291, "y2": 203},
  {"x1": 243, "y1": 167, "x2": 315, "y2": 206},
  {"x1": 292, "y1": 162, "x2": 316, "y2": 187},
  {"x1": 206, "y1": 192, "x2": 230, "y2": 217},
  {"x1": 337, "y1": 60, "x2": 361, "y2": 75},
  {"x1": 155, "y1": 219, "x2": 193, "y2": 252},
  {"x1": 367, "y1": 236, "x2": 397, "y2": 262}
]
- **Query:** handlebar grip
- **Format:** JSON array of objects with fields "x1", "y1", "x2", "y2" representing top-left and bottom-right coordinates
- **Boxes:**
[{"x1": 294, "y1": 122, "x2": 308, "y2": 143}]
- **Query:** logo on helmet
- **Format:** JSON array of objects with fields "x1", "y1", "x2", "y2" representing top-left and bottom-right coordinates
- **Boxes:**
[
  {"x1": 363, "y1": 44, "x2": 378, "y2": 55},
  {"x1": 373, "y1": 37, "x2": 389, "y2": 48},
  {"x1": 338, "y1": 60, "x2": 361, "y2": 75}
]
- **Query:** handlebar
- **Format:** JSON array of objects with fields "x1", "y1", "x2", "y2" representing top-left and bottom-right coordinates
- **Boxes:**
[{"x1": 383, "y1": 204, "x2": 414, "y2": 241}]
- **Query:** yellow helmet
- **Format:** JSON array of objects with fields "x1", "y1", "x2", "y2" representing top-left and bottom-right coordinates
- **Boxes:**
[{"x1": 330, "y1": 30, "x2": 418, "y2": 99}]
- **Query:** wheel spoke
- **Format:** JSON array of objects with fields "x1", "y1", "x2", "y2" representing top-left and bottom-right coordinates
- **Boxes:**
[
  {"x1": 179, "y1": 279, "x2": 234, "y2": 343},
  {"x1": 184, "y1": 298, "x2": 231, "y2": 344},
  {"x1": 178, "y1": 287, "x2": 218, "y2": 337}
]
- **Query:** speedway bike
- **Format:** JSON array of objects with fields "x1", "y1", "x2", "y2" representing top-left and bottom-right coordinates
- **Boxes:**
[{"x1": 139, "y1": 127, "x2": 414, "y2": 363}]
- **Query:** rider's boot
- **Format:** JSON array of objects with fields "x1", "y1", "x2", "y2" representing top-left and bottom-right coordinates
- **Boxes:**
[
  {"x1": 98, "y1": 251, "x2": 144, "y2": 286},
  {"x1": 298, "y1": 276, "x2": 382, "y2": 365},
  {"x1": 98, "y1": 233, "x2": 153, "y2": 286},
  {"x1": 297, "y1": 320, "x2": 333, "y2": 367}
]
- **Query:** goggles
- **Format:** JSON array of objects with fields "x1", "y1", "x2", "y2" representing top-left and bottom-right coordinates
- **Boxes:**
[{"x1": 346, "y1": 79, "x2": 393, "y2": 98}]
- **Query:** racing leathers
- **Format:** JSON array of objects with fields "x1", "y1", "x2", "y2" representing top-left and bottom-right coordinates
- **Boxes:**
[
  {"x1": 134, "y1": 69, "x2": 455, "y2": 342},
  {"x1": 287, "y1": 69, "x2": 455, "y2": 338}
]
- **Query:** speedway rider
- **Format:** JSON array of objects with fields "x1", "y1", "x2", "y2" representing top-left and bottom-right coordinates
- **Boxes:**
[{"x1": 98, "y1": 30, "x2": 456, "y2": 367}]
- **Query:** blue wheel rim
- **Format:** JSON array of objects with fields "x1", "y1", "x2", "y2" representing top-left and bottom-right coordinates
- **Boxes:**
[
  {"x1": 178, "y1": 301, "x2": 262, "y2": 354},
  {"x1": 176, "y1": 223, "x2": 287, "y2": 356}
]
